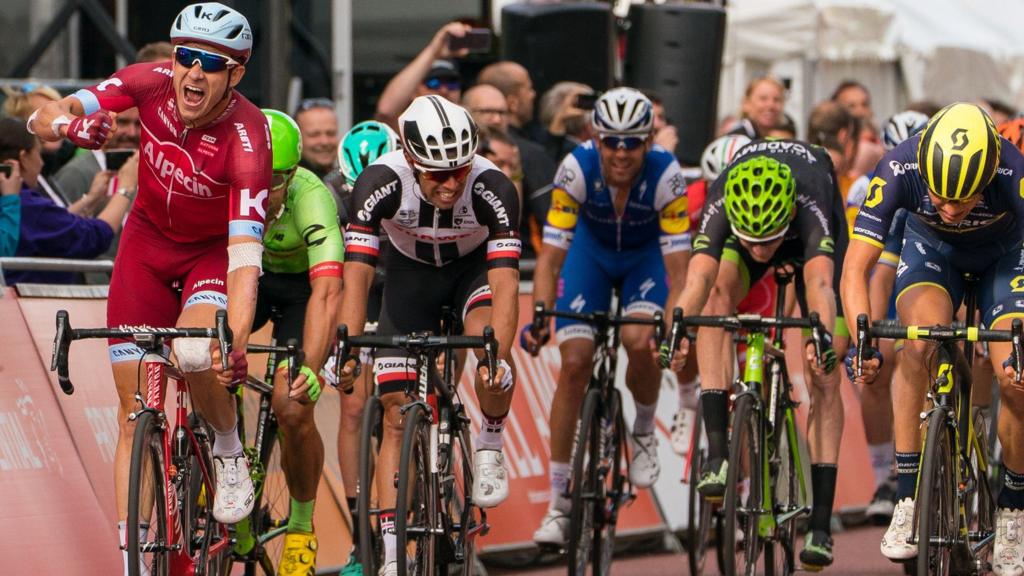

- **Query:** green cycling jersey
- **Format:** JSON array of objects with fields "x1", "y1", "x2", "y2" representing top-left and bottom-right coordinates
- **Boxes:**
[{"x1": 263, "y1": 166, "x2": 344, "y2": 279}]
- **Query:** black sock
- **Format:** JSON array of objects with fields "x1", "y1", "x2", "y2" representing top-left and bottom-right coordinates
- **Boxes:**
[
  {"x1": 347, "y1": 496, "x2": 359, "y2": 555},
  {"x1": 999, "y1": 466, "x2": 1024, "y2": 510},
  {"x1": 700, "y1": 389, "x2": 729, "y2": 464},
  {"x1": 810, "y1": 464, "x2": 838, "y2": 534},
  {"x1": 895, "y1": 451, "x2": 920, "y2": 501}
]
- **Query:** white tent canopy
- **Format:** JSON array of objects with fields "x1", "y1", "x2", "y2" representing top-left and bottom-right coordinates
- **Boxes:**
[{"x1": 720, "y1": 0, "x2": 1024, "y2": 133}]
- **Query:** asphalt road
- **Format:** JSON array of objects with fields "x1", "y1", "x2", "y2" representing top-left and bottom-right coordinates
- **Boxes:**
[{"x1": 485, "y1": 525, "x2": 908, "y2": 575}]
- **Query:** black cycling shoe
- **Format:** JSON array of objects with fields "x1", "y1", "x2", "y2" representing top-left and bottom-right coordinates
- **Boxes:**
[{"x1": 799, "y1": 529, "x2": 834, "y2": 570}]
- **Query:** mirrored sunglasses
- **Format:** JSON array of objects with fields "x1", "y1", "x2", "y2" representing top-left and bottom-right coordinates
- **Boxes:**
[{"x1": 174, "y1": 45, "x2": 239, "y2": 73}]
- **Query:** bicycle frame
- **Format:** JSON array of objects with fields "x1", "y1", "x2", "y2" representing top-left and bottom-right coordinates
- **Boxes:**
[{"x1": 133, "y1": 353, "x2": 231, "y2": 571}]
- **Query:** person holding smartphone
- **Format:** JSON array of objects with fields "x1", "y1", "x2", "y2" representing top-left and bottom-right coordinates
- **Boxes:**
[
  {"x1": 375, "y1": 21, "x2": 480, "y2": 128},
  {"x1": 0, "y1": 156, "x2": 21, "y2": 257}
]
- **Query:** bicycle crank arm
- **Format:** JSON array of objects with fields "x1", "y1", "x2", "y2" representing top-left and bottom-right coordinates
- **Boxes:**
[{"x1": 775, "y1": 505, "x2": 810, "y2": 526}]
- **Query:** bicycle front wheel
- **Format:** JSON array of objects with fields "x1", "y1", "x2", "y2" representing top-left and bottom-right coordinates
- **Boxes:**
[
  {"x1": 396, "y1": 403, "x2": 438, "y2": 576},
  {"x1": 250, "y1": 418, "x2": 288, "y2": 575},
  {"x1": 593, "y1": 388, "x2": 626, "y2": 574},
  {"x1": 568, "y1": 387, "x2": 603, "y2": 575},
  {"x1": 967, "y1": 406, "x2": 995, "y2": 565},
  {"x1": 127, "y1": 410, "x2": 169, "y2": 576},
  {"x1": 723, "y1": 393, "x2": 762, "y2": 576},
  {"x1": 687, "y1": 401, "x2": 719, "y2": 576},
  {"x1": 763, "y1": 405, "x2": 798, "y2": 576},
  {"x1": 917, "y1": 409, "x2": 956, "y2": 576},
  {"x1": 359, "y1": 395, "x2": 385, "y2": 574}
]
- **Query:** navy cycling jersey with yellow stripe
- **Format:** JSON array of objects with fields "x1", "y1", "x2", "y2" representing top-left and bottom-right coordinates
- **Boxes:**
[{"x1": 852, "y1": 133, "x2": 1024, "y2": 250}]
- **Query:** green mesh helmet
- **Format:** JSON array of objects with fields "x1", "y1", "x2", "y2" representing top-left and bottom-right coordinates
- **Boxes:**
[
  {"x1": 723, "y1": 155, "x2": 796, "y2": 241},
  {"x1": 339, "y1": 120, "x2": 401, "y2": 186},
  {"x1": 262, "y1": 109, "x2": 302, "y2": 171}
]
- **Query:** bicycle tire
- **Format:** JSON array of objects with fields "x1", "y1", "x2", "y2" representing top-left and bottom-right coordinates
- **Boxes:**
[
  {"x1": 763, "y1": 405, "x2": 797, "y2": 576},
  {"x1": 127, "y1": 410, "x2": 170, "y2": 576},
  {"x1": 592, "y1": 388, "x2": 626, "y2": 575},
  {"x1": 917, "y1": 409, "x2": 956, "y2": 576},
  {"x1": 568, "y1": 387, "x2": 602, "y2": 575},
  {"x1": 396, "y1": 402, "x2": 438, "y2": 576},
  {"x1": 444, "y1": 416, "x2": 478, "y2": 574},
  {"x1": 968, "y1": 406, "x2": 995, "y2": 567},
  {"x1": 687, "y1": 401, "x2": 718, "y2": 576},
  {"x1": 723, "y1": 393, "x2": 762, "y2": 576},
  {"x1": 250, "y1": 418, "x2": 288, "y2": 575},
  {"x1": 358, "y1": 394, "x2": 385, "y2": 574},
  {"x1": 184, "y1": 415, "x2": 227, "y2": 576}
]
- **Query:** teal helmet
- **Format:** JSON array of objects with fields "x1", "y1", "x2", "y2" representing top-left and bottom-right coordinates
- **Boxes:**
[
  {"x1": 339, "y1": 120, "x2": 401, "y2": 186},
  {"x1": 262, "y1": 108, "x2": 302, "y2": 171}
]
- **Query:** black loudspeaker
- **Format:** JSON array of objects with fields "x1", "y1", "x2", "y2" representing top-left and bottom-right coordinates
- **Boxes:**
[
  {"x1": 625, "y1": 4, "x2": 726, "y2": 166},
  {"x1": 501, "y1": 3, "x2": 614, "y2": 101}
]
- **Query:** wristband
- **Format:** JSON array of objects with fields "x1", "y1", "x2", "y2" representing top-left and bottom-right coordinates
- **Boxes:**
[
  {"x1": 26, "y1": 109, "x2": 40, "y2": 135},
  {"x1": 117, "y1": 187, "x2": 136, "y2": 199}
]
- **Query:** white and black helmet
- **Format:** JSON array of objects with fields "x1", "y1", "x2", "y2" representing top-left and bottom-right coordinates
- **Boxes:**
[
  {"x1": 399, "y1": 95, "x2": 479, "y2": 171},
  {"x1": 170, "y1": 2, "x2": 253, "y2": 63},
  {"x1": 592, "y1": 87, "x2": 654, "y2": 136},
  {"x1": 700, "y1": 134, "x2": 752, "y2": 182},
  {"x1": 883, "y1": 110, "x2": 929, "y2": 150}
]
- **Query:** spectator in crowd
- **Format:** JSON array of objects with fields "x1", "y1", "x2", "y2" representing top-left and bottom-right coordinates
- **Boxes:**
[
  {"x1": 831, "y1": 80, "x2": 873, "y2": 122},
  {"x1": 135, "y1": 41, "x2": 174, "y2": 62},
  {"x1": 831, "y1": 79, "x2": 884, "y2": 180},
  {"x1": 729, "y1": 76, "x2": 786, "y2": 138},
  {"x1": 463, "y1": 83, "x2": 554, "y2": 259},
  {"x1": 2, "y1": 83, "x2": 76, "y2": 176},
  {"x1": 375, "y1": 21, "x2": 472, "y2": 127},
  {"x1": 539, "y1": 81, "x2": 594, "y2": 162},
  {"x1": 907, "y1": 100, "x2": 942, "y2": 118},
  {"x1": 0, "y1": 118, "x2": 132, "y2": 284},
  {"x1": 0, "y1": 158, "x2": 20, "y2": 257},
  {"x1": 293, "y1": 98, "x2": 339, "y2": 179},
  {"x1": 478, "y1": 126, "x2": 523, "y2": 196},
  {"x1": 477, "y1": 61, "x2": 540, "y2": 142},
  {"x1": 644, "y1": 90, "x2": 679, "y2": 154},
  {"x1": 807, "y1": 101, "x2": 861, "y2": 216},
  {"x1": 978, "y1": 97, "x2": 1017, "y2": 126}
]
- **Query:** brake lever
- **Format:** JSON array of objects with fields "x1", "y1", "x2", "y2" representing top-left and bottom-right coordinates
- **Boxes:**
[
  {"x1": 483, "y1": 326, "x2": 498, "y2": 387},
  {"x1": 856, "y1": 313, "x2": 869, "y2": 379},
  {"x1": 52, "y1": 310, "x2": 74, "y2": 395},
  {"x1": 335, "y1": 324, "x2": 356, "y2": 394},
  {"x1": 1012, "y1": 318, "x2": 1023, "y2": 385},
  {"x1": 530, "y1": 302, "x2": 546, "y2": 354},
  {"x1": 808, "y1": 311, "x2": 823, "y2": 364}
]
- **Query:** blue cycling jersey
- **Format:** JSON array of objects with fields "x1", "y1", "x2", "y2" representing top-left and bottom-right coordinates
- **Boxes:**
[{"x1": 543, "y1": 140, "x2": 690, "y2": 254}]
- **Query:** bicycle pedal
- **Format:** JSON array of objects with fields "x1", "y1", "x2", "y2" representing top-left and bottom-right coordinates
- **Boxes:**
[{"x1": 800, "y1": 564, "x2": 825, "y2": 573}]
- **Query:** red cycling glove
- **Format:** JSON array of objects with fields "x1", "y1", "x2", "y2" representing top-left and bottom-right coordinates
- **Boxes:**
[
  {"x1": 66, "y1": 111, "x2": 114, "y2": 149},
  {"x1": 228, "y1": 348, "x2": 248, "y2": 383}
]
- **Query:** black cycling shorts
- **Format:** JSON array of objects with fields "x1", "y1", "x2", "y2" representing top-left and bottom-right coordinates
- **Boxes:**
[
  {"x1": 252, "y1": 271, "x2": 312, "y2": 348},
  {"x1": 373, "y1": 246, "x2": 492, "y2": 395}
]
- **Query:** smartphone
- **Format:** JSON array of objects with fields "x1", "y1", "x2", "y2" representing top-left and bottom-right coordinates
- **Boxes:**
[
  {"x1": 575, "y1": 92, "x2": 598, "y2": 111},
  {"x1": 105, "y1": 149, "x2": 134, "y2": 171},
  {"x1": 0, "y1": 164, "x2": 10, "y2": 177},
  {"x1": 449, "y1": 28, "x2": 492, "y2": 53}
]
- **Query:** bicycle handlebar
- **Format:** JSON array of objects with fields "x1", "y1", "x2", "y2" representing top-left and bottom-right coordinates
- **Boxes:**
[
  {"x1": 531, "y1": 303, "x2": 664, "y2": 343},
  {"x1": 855, "y1": 313, "x2": 1024, "y2": 383},
  {"x1": 333, "y1": 325, "x2": 500, "y2": 395},
  {"x1": 246, "y1": 339, "x2": 305, "y2": 388},
  {"x1": 50, "y1": 309, "x2": 233, "y2": 396},
  {"x1": 662, "y1": 306, "x2": 825, "y2": 368}
]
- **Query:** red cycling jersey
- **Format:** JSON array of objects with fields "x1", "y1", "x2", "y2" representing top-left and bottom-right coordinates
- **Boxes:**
[{"x1": 74, "y1": 61, "x2": 270, "y2": 243}]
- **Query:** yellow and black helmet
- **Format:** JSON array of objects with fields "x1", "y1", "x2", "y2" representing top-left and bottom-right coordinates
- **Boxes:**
[{"x1": 917, "y1": 102, "x2": 1001, "y2": 200}]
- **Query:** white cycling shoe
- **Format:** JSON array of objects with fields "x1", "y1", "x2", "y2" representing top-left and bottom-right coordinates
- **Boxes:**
[
  {"x1": 880, "y1": 498, "x2": 916, "y2": 561},
  {"x1": 629, "y1": 433, "x2": 660, "y2": 488},
  {"x1": 994, "y1": 507, "x2": 1024, "y2": 576},
  {"x1": 473, "y1": 449, "x2": 509, "y2": 508},
  {"x1": 670, "y1": 407, "x2": 696, "y2": 456},
  {"x1": 533, "y1": 507, "x2": 570, "y2": 547},
  {"x1": 213, "y1": 454, "x2": 255, "y2": 524}
]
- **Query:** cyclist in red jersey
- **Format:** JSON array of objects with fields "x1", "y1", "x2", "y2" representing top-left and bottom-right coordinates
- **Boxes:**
[{"x1": 28, "y1": 4, "x2": 269, "y2": 573}]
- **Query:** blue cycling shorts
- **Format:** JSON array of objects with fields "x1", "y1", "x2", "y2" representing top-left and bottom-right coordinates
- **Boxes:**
[{"x1": 554, "y1": 231, "x2": 667, "y2": 342}]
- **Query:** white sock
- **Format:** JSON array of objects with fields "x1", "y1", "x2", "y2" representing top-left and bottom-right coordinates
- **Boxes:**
[
  {"x1": 119, "y1": 520, "x2": 149, "y2": 576},
  {"x1": 211, "y1": 422, "x2": 243, "y2": 457},
  {"x1": 550, "y1": 461, "x2": 571, "y2": 512},
  {"x1": 476, "y1": 412, "x2": 506, "y2": 451},
  {"x1": 678, "y1": 379, "x2": 699, "y2": 410},
  {"x1": 633, "y1": 401, "x2": 657, "y2": 435},
  {"x1": 868, "y1": 442, "x2": 894, "y2": 488},
  {"x1": 381, "y1": 512, "x2": 397, "y2": 565}
]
